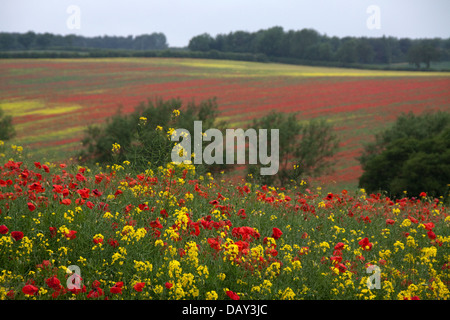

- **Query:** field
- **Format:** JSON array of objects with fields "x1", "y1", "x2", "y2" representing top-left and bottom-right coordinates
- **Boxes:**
[
  {"x1": 1, "y1": 58, "x2": 450, "y2": 190},
  {"x1": 0, "y1": 145, "x2": 449, "y2": 301},
  {"x1": 1, "y1": 58, "x2": 450, "y2": 302}
]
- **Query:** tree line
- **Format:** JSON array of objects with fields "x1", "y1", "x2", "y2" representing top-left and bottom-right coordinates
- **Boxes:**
[
  {"x1": 1, "y1": 28, "x2": 449, "y2": 69},
  {"x1": 0, "y1": 31, "x2": 168, "y2": 51},
  {"x1": 188, "y1": 27, "x2": 449, "y2": 69}
]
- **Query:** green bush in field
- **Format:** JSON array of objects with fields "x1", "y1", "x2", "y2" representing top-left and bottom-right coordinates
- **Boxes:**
[
  {"x1": 359, "y1": 111, "x2": 450, "y2": 200},
  {"x1": 0, "y1": 108, "x2": 15, "y2": 141},
  {"x1": 246, "y1": 111, "x2": 339, "y2": 187},
  {"x1": 79, "y1": 97, "x2": 228, "y2": 174}
]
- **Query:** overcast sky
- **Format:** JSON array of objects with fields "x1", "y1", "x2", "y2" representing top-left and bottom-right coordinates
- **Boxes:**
[{"x1": 1, "y1": 0, "x2": 449, "y2": 47}]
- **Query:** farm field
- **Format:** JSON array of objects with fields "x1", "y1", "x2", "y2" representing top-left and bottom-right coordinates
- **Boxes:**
[
  {"x1": 1, "y1": 58, "x2": 450, "y2": 302},
  {"x1": 1, "y1": 57, "x2": 450, "y2": 190},
  {"x1": 0, "y1": 146, "x2": 449, "y2": 301}
]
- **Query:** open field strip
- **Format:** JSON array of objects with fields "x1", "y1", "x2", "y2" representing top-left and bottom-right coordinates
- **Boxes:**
[{"x1": 1, "y1": 58, "x2": 449, "y2": 189}]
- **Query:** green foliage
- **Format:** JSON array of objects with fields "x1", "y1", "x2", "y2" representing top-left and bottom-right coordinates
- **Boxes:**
[
  {"x1": 247, "y1": 111, "x2": 339, "y2": 186},
  {"x1": 0, "y1": 107, "x2": 15, "y2": 141},
  {"x1": 407, "y1": 40, "x2": 441, "y2": 69},
  {"x1": 359, "y1": 111, "x2": 450, "y2": 200},
  {"x1": 79, "y1": 97, "x2": 227, "y2": 174}
]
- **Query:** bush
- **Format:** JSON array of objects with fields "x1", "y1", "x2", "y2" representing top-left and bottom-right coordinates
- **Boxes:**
[
  {"x1": 247, "y1": 111, "x2": 339, "y2": 186},
  {"x1": 359, "y1": 111, "x2": 450, "y2": 200},
  {"x1": 0, "y1": 108, "x2": 15, "y2": 141},
  {"x1": 79, "y1": 97, "x2": 228, "y2": 174}
]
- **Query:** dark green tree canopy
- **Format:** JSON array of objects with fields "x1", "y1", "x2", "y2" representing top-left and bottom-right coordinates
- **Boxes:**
[{"x1": 359, "y1": 111, "x2": 450, "y2": 200}]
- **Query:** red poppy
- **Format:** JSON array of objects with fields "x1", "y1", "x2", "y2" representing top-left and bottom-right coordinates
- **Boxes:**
[
  {"x1": 334, "y1": 242, "x2": 345, "y2": 250},
  {"x1": 337, "y1": 263, "x2": 347, "y2": 273},
  {"x1": 272, "y1": 227, "x2": 283, "y2": 240},
  {"x1": 110, "y1": 282, "x2": 123, "y2": 294},
  {"x1": 22, "y1": 285, "x2": 39, "y2": 295},
  {"x1": 207, "y1": 238, "x2": 221, "y2": 251},
  {"x1": 237, "y1": 209, "x2": 246, "y2": 219},
  {"x1": 330, "y1": 256, "x2": 343, "y2": 264},
  {"x1": 160, "y1": 209, "x2": 168, "y2": 218},
  {"x1": 386, "y1": 219, "x2": 395, "y2": 225},
  {"x1": 60, "y1": 199, "x2": 71, "y2": 206},
  {"x1": 358, "y1": 237, "x2": 373, "y2": 251},
  {"x1": 108, "y1": 238, "x2": 119, "y2": 248},
  {"x1": 423, "y1": 222, "x2": 435, "y2": 231},
  {"x1": 0, "y1": 225, "x2": 8, "y2": 234},
  {"x1": 75, "y1": 173, "x2": 87, "y2": 182},
  {"x1": 6, "y1": 290, "x2": 14, "y2": 299},
  {"x1": 427, "y1": 230, "x2": 436, "y2": 240},
  {"x1": 27, "y1": 202, "x2": 36, "y2": 211},
  {"x1": 77, "y1": 188, "x2": 90, "y2": 199},
  {"x1": 45, "y1": 276, "x2": 61, "y2": 290},
  {"x1": 165, "y1": 282, "x2": 173, "y2": 289},
  {"x1": 226, "y1": 290, "x2": 240, "y2": 300},
  {"x1": 87, "y1": 287, "x2": 104, "y2": 299},
  {"x1": 133, "y1": 282, "x2": 145, "y2": 292},
  {"x1": 49, "y1": 227, "x2": 57, "y2": 238},
  {"x1": 11, "y1": 231, "x2": 24, "y2": 241},
  {"x1": 65, "y1": 230, "x2": 77, "y2": 240}
]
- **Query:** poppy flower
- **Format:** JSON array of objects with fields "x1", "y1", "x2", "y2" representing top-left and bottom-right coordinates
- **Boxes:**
[
  {"x1": 272, "y1": 227, "x2": 283, "y2": 240},
  {"x1": 334, "y1": 242, "x2": 345, "y2": 250},
  {"x1": 22, "y1": 285, "x2": 39, "y2": 296},
  {"x1": 226, "y1": 290, "x2": 240, "y2": 300},
  {"x1": 337, "y1": 263, "x2": 347, "y2": 273},
  {"x1": 110, "y1": 282, "x2": 123, "y2": 294},
  {"x1": 427, "y1": 230, "x2": 436, "y2": 240},
  {"x1": 60, "y1": 199, "x2": 71, "y2": 206},
  {"x1": 165, "y1": 282, "x2": 173, "y2": 289},
  {"x1": 423, "y1": 222, "x2": 435, "y2": 231},
  {"x1": 386, "y1": 219, "x2": 395, "y2": 225},
  {"x1": 237, "y1": 209, "x2": 246, "y2": 219},
  {"x1": 160, "y1": 209, "x2": 168, "y2": 218},
  {"x1": 0, "y1": 224, "x2": 8, "y2": 234},
  {"x1": 27, "y1": 202, "x2": 36, "y2": 211},
  {"x1": 87, "y1": 287, "x2": 104, "y2": 299},
  {"x1": 64, "y1": 230, "x2": 77, "y2": 240},
  {"x1": 49, "y1": 227, "x2": 57, "y2": 238},
  {"x1": 11, "y1": 231, "x2": 24, "y2": 241},
  {"x1": 133, "y1": 282, "x2": 145, "y2": 292},
  {"x1": 45, "y1": 276, "x2": 61, "y2": 290},
  {"x1": 358, "y1": 237, "x2": 373, "y2": 251}
]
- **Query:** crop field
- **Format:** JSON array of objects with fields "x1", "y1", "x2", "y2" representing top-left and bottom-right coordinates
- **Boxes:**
[
  {"x1": 1, "y1": 58, "x2": 450, "y2": 190},
  {"x1": 1, "y1": 58, "x2": 450, "y2": 302}
]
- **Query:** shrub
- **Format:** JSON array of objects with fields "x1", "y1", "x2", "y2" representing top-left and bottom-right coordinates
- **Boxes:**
[
  {"x1": 247, "y1": 111, "x2": 339, "y2": 186},
  {"x1": 79, "y1": 97, "x2": 227, "y2": 174},
  {"x1": 359, "y1": 111, "x2": 450, "y2": 200},
  {"x1": 0, "y1": 108, "x2": 15, "y2": 141}
]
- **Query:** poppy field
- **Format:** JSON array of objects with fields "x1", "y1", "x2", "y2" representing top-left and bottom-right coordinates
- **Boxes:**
[
  {"x1": 1, "y1": 58, "x2": 450, "y2": 301},
  {"x1": 1, "y1": 58, "x2": 450, "y2": 190},
  {"x1": 0, "y1": 140, "x2": 449, "y2": 300}
]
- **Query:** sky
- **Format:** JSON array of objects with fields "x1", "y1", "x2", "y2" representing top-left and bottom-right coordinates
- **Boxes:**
[{"x1": 1, "y1": 0, "x2": 449, "y2": 47}]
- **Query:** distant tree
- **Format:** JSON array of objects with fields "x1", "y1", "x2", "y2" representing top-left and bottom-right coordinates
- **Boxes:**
[
  {"x1": 17, "y1": 31, "x2": 36, "y2": 50},
  {"x1": 0, "y1": 108, "x2": 15, "y2": 141},
  {"x1": 255, "y1": 26, "x2": 285, "y2": 57},
  {"x1": 36, "y1": 33, "x2": 53, "y2": 49},
  {"x1": 359, "y1": 111, "x2": 450, "y2": 199},
  {"x1": 337, "y1": 39, "x2": 358, "y2": 63},
  {"x1": 188, "y1": 33, "x2": 214, "y2": 52},
  {"x1": 356, "y1": 39, "x2": 375, "y2": 63},
  {"x1": 0, "y1": 33, "x2": 15, "y2": 50},
  {"x1": 407, "y1": 41, "x2": 440, "y2": 69}
]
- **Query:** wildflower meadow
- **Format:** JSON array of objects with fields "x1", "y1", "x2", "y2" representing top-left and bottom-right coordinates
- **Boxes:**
[{"x1": 1, "y1": 137, "x2": 449, "y2": 302}]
